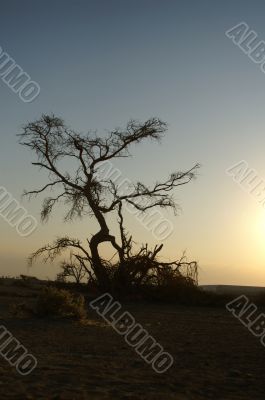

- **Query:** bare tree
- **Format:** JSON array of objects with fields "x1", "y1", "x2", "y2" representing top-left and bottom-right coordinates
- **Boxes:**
[
  {"x1": 19, "y1": 114, "x2": 199, "y2": 291},
  {"x1": 56, "y1": 252, "x2": 87, "y2": 284}
]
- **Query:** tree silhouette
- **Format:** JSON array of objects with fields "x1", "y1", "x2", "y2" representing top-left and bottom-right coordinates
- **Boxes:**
[{"x1": 19, "y1": 114, "x2": 199, "y2": 292}]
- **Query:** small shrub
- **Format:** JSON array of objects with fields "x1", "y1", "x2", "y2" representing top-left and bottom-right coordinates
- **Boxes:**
[{"x1": 35, "y1": 287, "x2": 87, "y2": 320}]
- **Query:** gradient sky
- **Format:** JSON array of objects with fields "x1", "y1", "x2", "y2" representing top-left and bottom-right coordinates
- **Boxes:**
[{"x1": 1, "y1": 0, "x2": 265, "y2": 285}]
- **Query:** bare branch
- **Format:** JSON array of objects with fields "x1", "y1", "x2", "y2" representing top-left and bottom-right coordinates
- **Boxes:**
[
  {"x1": 23, "y1": 180, "x2": 63, "y2": 198},
  {"x1": 29, "y1": 236, "x2": 91, "y2": 266}
]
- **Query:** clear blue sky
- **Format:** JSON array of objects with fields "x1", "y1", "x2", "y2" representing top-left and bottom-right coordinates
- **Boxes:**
[{"x1": 1, "y1": 0, "x2": 265, "y2": 285}]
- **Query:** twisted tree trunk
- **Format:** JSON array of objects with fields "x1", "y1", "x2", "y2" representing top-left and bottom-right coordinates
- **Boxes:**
[{"x1": 87, "y1": 196, "x2": 123, "y2": 290}]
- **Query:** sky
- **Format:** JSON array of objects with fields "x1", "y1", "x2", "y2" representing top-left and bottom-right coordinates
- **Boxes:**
[{"x1": 1, "y1": 0, "x2": 265, "y2": 285}]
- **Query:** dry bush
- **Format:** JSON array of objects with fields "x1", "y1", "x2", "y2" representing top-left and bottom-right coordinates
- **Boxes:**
[
  {"x1": 140, "y1": 275, "x2": 199, "y2": 303},
  {"x1": 108, "y1": 247, "x2": 199, "y2": 302},
  {"x1": 35, "y1": 287, "x2": 87, "y2": 320}
]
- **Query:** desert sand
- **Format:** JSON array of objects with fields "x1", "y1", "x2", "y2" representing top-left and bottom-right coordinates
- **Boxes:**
[{"x1": 0, "y1": 280, "x2": 264, "y2": 399}]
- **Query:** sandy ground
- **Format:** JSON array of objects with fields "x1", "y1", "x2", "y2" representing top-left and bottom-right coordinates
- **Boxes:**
[{"x1": 0, "y1": 282, "x2": 264, "y2": 399}]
